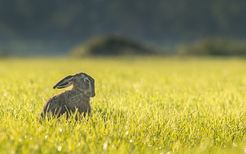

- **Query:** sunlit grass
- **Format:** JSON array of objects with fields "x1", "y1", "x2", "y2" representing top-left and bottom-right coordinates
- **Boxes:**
[{"x1": 0, "y1": 57, "x2": 245, "y2": 153}]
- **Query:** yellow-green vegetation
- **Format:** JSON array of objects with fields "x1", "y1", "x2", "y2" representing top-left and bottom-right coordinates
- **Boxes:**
[{"x1": 0, "y1": 57, "x2": 245, "y2": 154}]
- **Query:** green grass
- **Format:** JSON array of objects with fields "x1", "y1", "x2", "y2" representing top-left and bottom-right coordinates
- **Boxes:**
[{"x1": 0, "y1": 57, "x2": 245, "y2": 154}]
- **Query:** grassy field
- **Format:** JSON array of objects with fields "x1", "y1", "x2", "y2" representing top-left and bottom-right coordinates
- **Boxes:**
[{"x1": 0, "y1": 57, "x2": 245, "y2": 154}]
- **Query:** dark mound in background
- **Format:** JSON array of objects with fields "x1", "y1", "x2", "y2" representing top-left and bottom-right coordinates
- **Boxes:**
[
  {"x1": 71, "y1": 35, "x2": 157, "y2": 56},
  {"x1": 178, "y1": 38, "x2": 246, "y2": 56}
]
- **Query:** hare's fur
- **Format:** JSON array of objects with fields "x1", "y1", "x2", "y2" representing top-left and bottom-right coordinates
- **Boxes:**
[{"x1": 41, "y1": 73, "x2": 95, "y2": 118}]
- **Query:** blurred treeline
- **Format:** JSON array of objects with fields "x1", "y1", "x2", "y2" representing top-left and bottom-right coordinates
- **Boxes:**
[{"x1": 0, "y1": 0, "x2": 246, "y2": 56}]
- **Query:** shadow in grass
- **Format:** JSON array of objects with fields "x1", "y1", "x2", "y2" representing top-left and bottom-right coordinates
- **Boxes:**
[
  {"x1": 38, "y1": 108, "x2": 128, "y2": 128},
  {"x1": 38, "y1": 111, "x2": 92, "y2": 126}
]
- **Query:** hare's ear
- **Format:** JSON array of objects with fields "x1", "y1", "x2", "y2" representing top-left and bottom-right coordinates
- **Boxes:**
[{"x1": 53, "y1": 75, "x2": 74, "y2": 89}]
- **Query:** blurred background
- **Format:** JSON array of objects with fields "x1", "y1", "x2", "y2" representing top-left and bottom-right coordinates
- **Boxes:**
[{"x1": 0, "y1": 0, "x2": 246, "y2": 57}]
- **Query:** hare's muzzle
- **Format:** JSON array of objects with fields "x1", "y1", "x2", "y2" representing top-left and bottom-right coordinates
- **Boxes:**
[{"x1": 91, "y1": 91, "x2": 95, "y2": 97}]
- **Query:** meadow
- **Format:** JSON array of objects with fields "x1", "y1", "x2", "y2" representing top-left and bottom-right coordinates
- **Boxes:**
[{"x1": 0, "y1": 57, "x2": 245, "y2": 154}]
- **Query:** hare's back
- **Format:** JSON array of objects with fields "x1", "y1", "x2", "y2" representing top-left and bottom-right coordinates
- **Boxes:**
[{"x1": 42, "y1": 94, "x2": 67, "y2": 117}]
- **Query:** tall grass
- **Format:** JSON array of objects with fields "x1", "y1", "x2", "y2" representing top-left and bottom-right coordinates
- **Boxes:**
[{"x1": 0, "y1": 57, "x2": 245, "y2": 153}]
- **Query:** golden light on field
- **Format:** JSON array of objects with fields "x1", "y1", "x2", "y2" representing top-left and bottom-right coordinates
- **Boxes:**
[{"x1": 0, "y1": 57, "x2": 245, "y2": 153}]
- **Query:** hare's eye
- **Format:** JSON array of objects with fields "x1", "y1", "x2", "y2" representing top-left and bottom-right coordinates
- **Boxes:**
[
  {"x1": 84, "y1": 78, "x2": 90, "y2": 83},
  {"x1": 84, "y1": 78, "x2": 90, "y2": 88}
]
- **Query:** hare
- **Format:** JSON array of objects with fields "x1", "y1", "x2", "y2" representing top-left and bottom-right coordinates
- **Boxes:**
[{"x1": 40, "y1": 72, "x2": 95, "y2": 119}]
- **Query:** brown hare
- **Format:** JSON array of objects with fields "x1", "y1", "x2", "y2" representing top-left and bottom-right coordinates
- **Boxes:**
[{"x1": 41, "y1": 72, "x2": 95, "y2": 119}]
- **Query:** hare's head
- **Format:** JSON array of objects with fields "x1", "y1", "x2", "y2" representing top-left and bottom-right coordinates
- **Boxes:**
[{"x1": 53, "y1": 73, "x2": 95, "y2": 97}]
